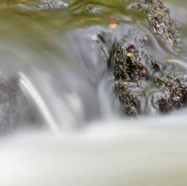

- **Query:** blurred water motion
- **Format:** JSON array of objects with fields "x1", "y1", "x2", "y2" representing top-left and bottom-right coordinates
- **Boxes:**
[
  {"x1": 2, "y1": 117, "x2": 187, "y2": 186},
  {"x1": 0, "y1": 0, "x2": 187, "y2": 185}
]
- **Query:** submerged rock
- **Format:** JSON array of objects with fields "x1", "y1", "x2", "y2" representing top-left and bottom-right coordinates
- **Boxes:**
[{"x1": 0, "y1": 77, "x2": 43, "y2": 135}]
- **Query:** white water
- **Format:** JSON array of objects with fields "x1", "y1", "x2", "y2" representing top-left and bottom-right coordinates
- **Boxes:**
[
  {"x1": 19, "y1": 72, "x2": 59, "y2": 133},
  {"x1": 1, "y1": 115, "x2": 187, "y2": 186}
]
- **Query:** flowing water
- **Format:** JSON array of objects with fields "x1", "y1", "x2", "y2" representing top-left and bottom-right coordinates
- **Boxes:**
[{"x1": 1, "y1": 0, "x2": 187, "y2": 185}]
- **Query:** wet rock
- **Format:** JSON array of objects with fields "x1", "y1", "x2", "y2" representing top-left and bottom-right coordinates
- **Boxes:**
[
  {"x1": 39, "y1": 0, "x2": 70, "y2": 9},
  {"x1": 115, "y1": 81, "x2": 145, "y2": 115},
  {"x1": 147, "y1": 0, "x2": 182, "y2": 53},
  {"x1": 128, "y1": 0, "x2": 182, "y2": 53},
  {"x1": 153, "y1": 67, "x2": 187, "y2": 113},
  {"x1": 109, "y1": 38, "x2": 160, "y2": 82},
  {"x1": 109, "y1": 36, "x2": 187, "y2": 116}
]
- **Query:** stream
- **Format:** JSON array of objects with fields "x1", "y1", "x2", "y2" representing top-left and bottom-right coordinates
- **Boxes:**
[{"x1": 0, "y1": 0, "x2": 187, "y2": 185}]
